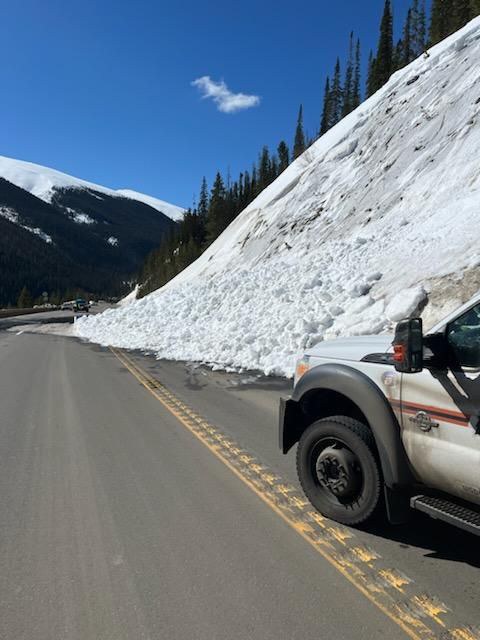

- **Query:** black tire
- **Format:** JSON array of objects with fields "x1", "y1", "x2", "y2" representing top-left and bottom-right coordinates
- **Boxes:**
[{"x1": 296, "y1": 416, "x2": 382, "y2": 526}]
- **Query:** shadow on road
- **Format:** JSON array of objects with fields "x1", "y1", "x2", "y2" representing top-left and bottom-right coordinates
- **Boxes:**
[{"x1": 363, "y1": 512, "x2": 480, "y2": 568}]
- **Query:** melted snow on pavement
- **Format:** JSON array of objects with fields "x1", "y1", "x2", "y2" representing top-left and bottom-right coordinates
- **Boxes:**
[{"x1": 76, "y1": 19, "x2": 480, "y2": 377}]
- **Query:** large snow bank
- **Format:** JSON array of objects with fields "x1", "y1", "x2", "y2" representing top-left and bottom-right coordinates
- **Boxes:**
[
  {"x1": 0, "y1": 156, "x2": 184, "y2": 222},
  {"x1": 76, "y1": 19, "x2": 480, "y2": 377}
]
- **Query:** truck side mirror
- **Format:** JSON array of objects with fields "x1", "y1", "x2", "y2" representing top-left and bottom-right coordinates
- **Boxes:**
[{"x1": 392, "y1": 318, "x2": 423, "y2": 373}]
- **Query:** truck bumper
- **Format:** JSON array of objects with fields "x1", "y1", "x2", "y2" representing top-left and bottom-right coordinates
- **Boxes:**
[{"x1": 279, "y1": 397, "x2": 305, "y2": 454}]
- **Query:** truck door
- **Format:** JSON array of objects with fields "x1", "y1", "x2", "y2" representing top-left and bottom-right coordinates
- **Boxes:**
[{"x1": 400, "y1": 302, "x2": 480, "y2": 505}]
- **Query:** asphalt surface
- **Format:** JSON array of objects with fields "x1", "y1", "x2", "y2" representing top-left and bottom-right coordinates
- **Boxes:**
[{"x1": 0, "y1": 327, "x2": 479, "y2": 639}]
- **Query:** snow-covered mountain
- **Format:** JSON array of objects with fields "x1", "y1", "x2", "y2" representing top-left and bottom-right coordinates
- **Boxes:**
[
  {"x1": 76, "y1": 19, "x2": 480, "y2": 377},
  {"x1": 0, "y1": 156, "x2": 182, "y2": 304},
  {"x1": 0, "y1": 155, "x2": 185, "y2": 222},
  {"x1": 116, "y1": 189, "x2": 184, "y2": 222}
]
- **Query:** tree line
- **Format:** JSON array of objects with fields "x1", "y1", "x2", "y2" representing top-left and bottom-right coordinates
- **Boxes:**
[
  {"x1": 364, "y1": 0, "x2": 480, "y2": 99},
  {"x1": 139, "y1": 143, "x2": 291, "y2": 295},
  {"x1": 139, "y1": 0, "x2": 480, "y2": 298},
  {"x1": 14, "y1": 286, "x2": 98, "y2": 309}
]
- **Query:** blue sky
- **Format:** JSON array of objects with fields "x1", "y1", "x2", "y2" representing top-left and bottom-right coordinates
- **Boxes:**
[{"x1": 2, "y1": 0, "x2": 414, "y2": 208}]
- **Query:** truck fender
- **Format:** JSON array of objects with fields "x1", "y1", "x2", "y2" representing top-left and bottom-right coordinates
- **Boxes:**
[{"x1": 284, "y1": 363, "x2": 415, "y2": 489}]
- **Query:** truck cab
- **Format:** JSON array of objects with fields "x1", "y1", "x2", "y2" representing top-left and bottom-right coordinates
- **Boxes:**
[{"x1": 280, "y1": 294, "x2": 480, "y2": 535}]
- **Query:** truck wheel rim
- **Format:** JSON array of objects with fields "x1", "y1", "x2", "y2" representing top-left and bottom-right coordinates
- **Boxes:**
[{"x1": 312, "y1": 439, "x2": 363, "y2": 501}]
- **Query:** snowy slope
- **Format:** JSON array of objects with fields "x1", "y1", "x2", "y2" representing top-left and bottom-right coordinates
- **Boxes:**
[
  {"x1": 118, "y1": 285, "x2": 140, "y2": 307},
  {"x1": 76, "y1": 19, "x2": 480, "y2": 377},
  {"x1": 116, "y1": 189, "x2": 184, "y2": 221},
  {"x1": 0, "y1": 155, "x2": 184, "y2": 221}
]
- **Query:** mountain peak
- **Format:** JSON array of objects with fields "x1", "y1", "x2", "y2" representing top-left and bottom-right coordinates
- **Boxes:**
[{"x1": 0, "y1": 155, "x2": 184, "y2": 222}]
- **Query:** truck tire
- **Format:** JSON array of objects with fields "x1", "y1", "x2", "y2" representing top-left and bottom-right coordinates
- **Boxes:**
[{"x1": 296, "y1": 416, "x2": 382, "y2": 526}]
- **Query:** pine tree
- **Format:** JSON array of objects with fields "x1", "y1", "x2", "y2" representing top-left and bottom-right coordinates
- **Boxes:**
[
  {"x1": 394, "y1": 38, "x2": 405, "y2": 71},
  {"x1": 453, "y1": 0, "x2": 474, "y2": 30},
  {"x1": 271, "y1": 155, "x2": 279, "y2": 181},
  {"x1": 251, "y1": 164, "x2": 258, "y2": 198},
  {"x1": 277, "y1": 141, "x2": 290, "y2": 172},
  {"x1": 352, "y1": 38, "x2": 361, "y2": 109},
  {"x1": 320, "y1": 77, "x2": 332, "y2": 135},
  {"x1": 330, "y1": 58, "x2": 343, "y2": 126},
  {"x1": 403, "y1": 9, "x2": 413, "y2": 65},
  {"x1": 366, "y1": 50, "x2": 377, "y2": 97},
  {"x1": 198, "y1": 177, "x2": 209, "y2": 218},
  {"x1": 17, "y1": 286, "x2": 33, "y2": 309},
  {"x1": 471, "y1": 0, "x2": 480, "y2": 16},
  {"x1": 342, "y1": 32, "x2": 355, "y2": 117},
  {"x1": 293, "y1": 105, "x2": 306, "y2": 159},
  {"x1": 206, "y1": 172, "x2": 228, "y2": 244},
  {"x1": 411, "y1": 0, "x2": 427, "y2": 56},
  {"x1": 429, "y1": 0, "x2": 455, "y2": 45},
  {"x1": 243, "y1": 170, "x2": 251, "y2": 206},
  {"x1": 374, "y1": 0, "x2": 394, "y2": 90},
  {"x1": 258, "y1": 146, "x2": 271, "y2": 190}
]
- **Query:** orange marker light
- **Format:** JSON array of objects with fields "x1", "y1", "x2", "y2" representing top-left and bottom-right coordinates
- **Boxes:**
[{"x1": 296, "y1": 362, "x2": 310, "y2": 379}]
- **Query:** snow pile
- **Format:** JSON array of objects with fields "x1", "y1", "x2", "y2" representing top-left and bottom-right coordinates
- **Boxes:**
[
  {"x1": 0, "y1": 155, "x2": 184, "y2": 222},
  {"x1": 76, "y1": 19, "x2": 480, "y2": 377}
]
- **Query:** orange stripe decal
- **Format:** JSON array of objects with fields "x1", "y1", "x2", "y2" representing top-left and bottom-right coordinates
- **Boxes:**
[{"x1": 390, "y1": 399, "x2": 471, "y2": 427}]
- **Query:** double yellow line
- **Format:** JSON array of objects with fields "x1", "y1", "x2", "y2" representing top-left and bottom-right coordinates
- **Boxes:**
[{"x1": 110, "y1": 346, "x2": 478, "y2": 640}]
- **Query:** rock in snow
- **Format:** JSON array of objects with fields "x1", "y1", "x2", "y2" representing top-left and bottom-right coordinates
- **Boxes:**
[{"x1": 76, "y1": 18, "x2": 480, "y2": 377}]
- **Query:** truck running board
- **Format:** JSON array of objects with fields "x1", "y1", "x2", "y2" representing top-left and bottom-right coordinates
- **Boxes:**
[{"x1": 411, "y1": 495, "x2": 480, "y2": 536}]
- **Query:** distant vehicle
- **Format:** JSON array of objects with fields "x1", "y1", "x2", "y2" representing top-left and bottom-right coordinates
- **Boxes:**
[
  {"x1": 89, "y1": 300, "x2": 98, "y2": 307},
  {"x1": 61, "y1": 301, "x2": 74, "y2": 311},
  {"x1": 73, "y1": 298, "x2": 89, "y2": 312}
]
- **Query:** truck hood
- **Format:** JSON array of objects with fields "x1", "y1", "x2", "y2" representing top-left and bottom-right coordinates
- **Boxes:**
[{"x1": 305, "y1": 335, "x2": 394, "y2": 363}]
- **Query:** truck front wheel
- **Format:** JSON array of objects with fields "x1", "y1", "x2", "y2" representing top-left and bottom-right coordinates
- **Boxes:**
[{"x1": 296, "y1": 416, "x2": 382, "y2": 526}]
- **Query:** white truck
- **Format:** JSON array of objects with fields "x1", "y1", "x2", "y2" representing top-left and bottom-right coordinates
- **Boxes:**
[{"x1": 279, "y1": 295, "x2": 480, "y2": 535}]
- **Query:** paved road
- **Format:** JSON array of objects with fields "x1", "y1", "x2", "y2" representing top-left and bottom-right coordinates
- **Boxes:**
[
  {"x1": 0, "y1": 331, "x2": 479, "y2": 639},
  {"x1": 0, "y1": 304, "x2": 109, "y2": 331}
]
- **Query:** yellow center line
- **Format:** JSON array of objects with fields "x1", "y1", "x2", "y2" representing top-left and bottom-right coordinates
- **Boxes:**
[{"x1": 109, "y1": 346, "x2": 476, "y2": 640}]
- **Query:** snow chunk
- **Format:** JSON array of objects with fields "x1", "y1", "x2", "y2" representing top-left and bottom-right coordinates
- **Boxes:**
[
  {"x1": 107, "y1": 236, "x2": 119, "y2": 247},
  {"x1": 385, "y1": 286, "x2": 428, "y2": 322}
]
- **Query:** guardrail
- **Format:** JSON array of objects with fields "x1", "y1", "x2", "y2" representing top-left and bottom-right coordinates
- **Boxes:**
[{"x1": 0, "y1": 308, "x2": 59, "y2": 319}]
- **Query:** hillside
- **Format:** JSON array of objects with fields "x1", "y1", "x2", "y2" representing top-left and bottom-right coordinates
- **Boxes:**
[
  {"x1": 0, "y1": 156, "x2": 185, "y2": 221},
  {"x1": 76, "y1": 19, "x2": 480, "y2": 377},
  {"x1": 0, "y1": 156, "x2": 183, "y2": 304}
]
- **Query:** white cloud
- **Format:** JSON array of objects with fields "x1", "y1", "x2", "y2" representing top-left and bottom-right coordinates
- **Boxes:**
[{"x1": 191, "y1": 76, "x2": 260, "y2": 114}]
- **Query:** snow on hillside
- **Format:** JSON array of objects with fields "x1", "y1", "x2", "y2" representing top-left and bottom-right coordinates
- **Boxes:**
[
  {"x1": 0, "y1": 206, "x2": 53, "y2": 243},
  {"x1": 116, "y1": 189, "x2": 184, "y2": 221},
  {"x1": 76, "y1": 19, "x2": 480, "y2": 377},
  {"x1": 0, "y1": 155, "x2": 184, "y2": 222}
]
